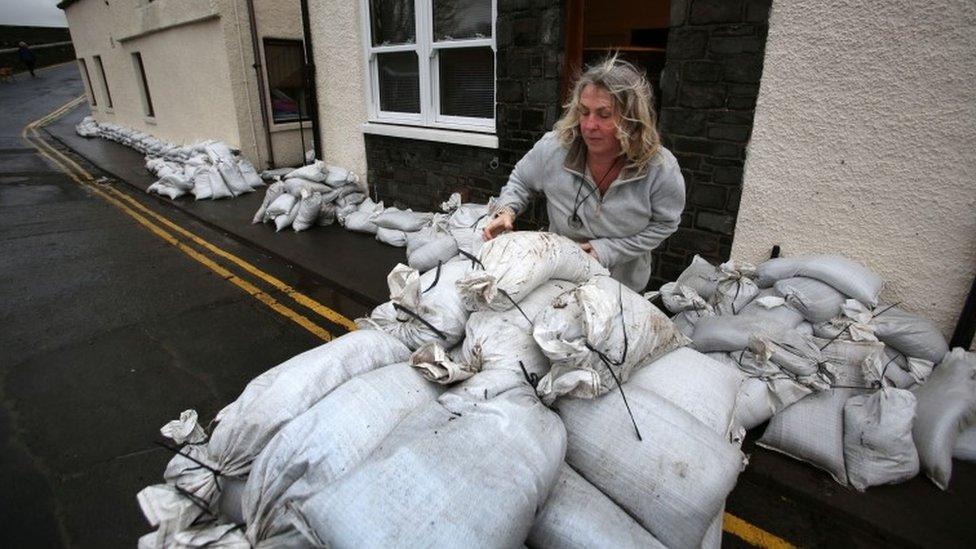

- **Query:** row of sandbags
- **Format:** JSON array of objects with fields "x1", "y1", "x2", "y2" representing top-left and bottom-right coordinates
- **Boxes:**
[
  {"x1": 137, "y1": 232, "x2": 748, "y2": 548},
  {"x1": 75, "y1": 116, "x2": 266, "y2": 200},
  {"x1": 249, "y1": 160, "x2": 365, "y2": 232},
  {"x1": 658, "y1": 253, "x2": 975, "y2": 491}
]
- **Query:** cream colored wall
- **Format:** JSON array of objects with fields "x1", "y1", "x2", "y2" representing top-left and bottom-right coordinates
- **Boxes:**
[
  {"x1": 64, "y1": 0, "x2": 243, "y2": 151},
  {"x1": 733, "y1": 0, "x2": 976, "y2": 340},
  {"x1": 308, "y1": 0, "x2": 369, "y2": 183}
]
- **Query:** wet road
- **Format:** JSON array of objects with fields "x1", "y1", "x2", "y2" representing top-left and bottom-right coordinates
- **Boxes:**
[{"x1": 0, "y1": 63, "x2": 362, "y2": 547}]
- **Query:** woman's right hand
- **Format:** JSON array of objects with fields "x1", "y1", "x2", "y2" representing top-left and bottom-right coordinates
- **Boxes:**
[{"x1": 483, "y1": 210, "x2": 515, "y2": 241}]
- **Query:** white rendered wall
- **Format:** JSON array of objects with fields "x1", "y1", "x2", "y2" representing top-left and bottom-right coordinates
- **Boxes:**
[
  {"x1": 733, "y1": 0, "x2": 976, "y2": 339},
  {"x1": 308, "y1": 0, "x2": 369, "y2": 184}
]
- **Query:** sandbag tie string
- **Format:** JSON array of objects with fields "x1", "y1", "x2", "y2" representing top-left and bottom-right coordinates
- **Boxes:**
[
  {"x1": 154, "y1": 440, "x2": 225, "y2": 492},
  {"x1": 422, "y1": 261, "x2": 443, "y2": 294},
  {"x1": 518, "y1": 360, "x2": 541, "y2": 400},
  {"x1": 594, "y1": 351, "x2": 643, "y2": 442},
  {"x1": 392, "y1": 302, "x2": 448, "y2": 340},
  {"x1": 818, "y1": 301, "x2": 902, "y2": 351},
  {"x1": 457, "y1": 249, "x2": 485, "y2": 270}
]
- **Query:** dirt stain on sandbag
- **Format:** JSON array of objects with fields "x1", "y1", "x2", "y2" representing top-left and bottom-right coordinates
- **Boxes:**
[{"x1": 672, "y1": 462, "x2": 689, "y2": 479}]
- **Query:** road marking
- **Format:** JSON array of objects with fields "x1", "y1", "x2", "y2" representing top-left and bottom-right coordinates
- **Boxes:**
[
  {"x1": 22, "y1": 99, "x2": 349, "y2": 341},
  {"x1": 724, "y1": 512, "x2": 796, "y2": 549}
]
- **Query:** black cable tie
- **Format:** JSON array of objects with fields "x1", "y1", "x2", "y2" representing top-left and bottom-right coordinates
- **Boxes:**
[
  {"x1": 499, "y1": 289, "x2": 532, "y2": 324},
  {"x1": 422, "y1": 261, "x2": 443, "y2": 294},
  {"x1": 172, "y1": 484, "x2": 217, "y2": 519},
  {"x1": 457, "y1": 249, "x2": 485, "y2": 270},
  {"x1": 518, "y1": 360, "x2": 541, "y2": 400},
  {"x1": 730, "y1": 278, "x2": 743, "y2": 316},
  {"x1": 596, "y1": 353, "x2": 643, "y2": 442},
  {"x1": 819, "y1": 322, "x2": 852, "y2": 351},
  {"x1": 155, "y1": 441, "x2": 224, "y2": 491},
  {"x1": 468, "y1": 212, "x2": 489, "y2": 228},
  {"x1": 872, "y1": 301, "x2": 902, "y2": 319},
  {"x1": 392, "y1": 302, "x2": 448, "y2": 340}
]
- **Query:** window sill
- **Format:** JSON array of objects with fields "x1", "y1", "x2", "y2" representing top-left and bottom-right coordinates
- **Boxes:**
[
  {"x1": 144, "y1": 116, "x2": 157, "y2": 125},
  {"x1": 103, "y1": 107, "x2": 114, "y2": 114},
  {"x1": 270, "y1": 120, "x2": 313, "y2": 133},
  {"x1": 362, "y1": 122, "x2": 498, "y2": 149}
]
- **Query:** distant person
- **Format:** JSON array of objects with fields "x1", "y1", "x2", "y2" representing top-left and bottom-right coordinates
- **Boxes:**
[{"x1": 18, "y1": 42, "x2": 37, "y2": 78}]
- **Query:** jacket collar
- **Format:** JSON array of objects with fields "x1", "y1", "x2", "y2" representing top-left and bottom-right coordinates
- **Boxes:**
[{"x1": 561, "y1": 136, "x2": 649, "y2": 184}]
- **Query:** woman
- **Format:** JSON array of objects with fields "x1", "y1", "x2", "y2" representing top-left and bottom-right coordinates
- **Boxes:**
[{"x1": 483, "y1": 57, "x2": 685, "y2": 292}]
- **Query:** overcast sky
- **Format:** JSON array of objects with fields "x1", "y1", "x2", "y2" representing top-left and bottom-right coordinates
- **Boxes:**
[{"x1": 0, "y1": 0, "x2": 67, "y2": 27}]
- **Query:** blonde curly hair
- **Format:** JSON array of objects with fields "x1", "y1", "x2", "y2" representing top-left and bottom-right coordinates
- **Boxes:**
[{"x1": 554, "y1": 55, "x2": 661, "y2": 171}]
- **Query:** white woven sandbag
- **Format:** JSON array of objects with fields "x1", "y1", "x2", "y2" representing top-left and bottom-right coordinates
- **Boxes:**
[
  {"x1": 675, "y1": 255, "x2": 721, "y2": 301},
  {"x1": 755, "y1": 255, "x2": 884, "y2": 307},
  {"x1": 412, "y1": 280, "x2": 575, "y2": 384},
  {"x1": 251, "y1": 182, "x2": 285, "y2": 224},
  {"x1": 557, "y1": 385, "x2": 745, "y2": 548},
  {"x1": 371, "y1": 208, "x2": 433, "y2": 232},
  {"x1": 757, "y1": 387, "x2": 862, "y2": 485},
  {"x1": 155, "y1": 330, "x2": 409, "y2": 513},
  {"x1": 335, "y1": 191, "x2": 366, "y2": 208},
  {"x1": 738, "y1": 290, "x2": 805, "y2": 328},
  {"x1": 199, "y1": 166, "x2": 233, "y2": 200},
  {"x1": 534, "y1": 275, "x2": 689, "y2": 404},
  {"x1": 447, "y1": 202, "x2": 490, "y2": 230},
  {"x1": 342, "y1": 199, "x2": 383, "y2": 234},
  {"x1": 774, "y1": 276, "x2": 846, "y2": 323},
  {"x1": 660, "y1": 282, "x2": 712, "y2": 314},
  {"x1": 242, "y1": 363, "x2": 442, "y2": 542},
  {"x1": 205, "y1": 142, "x2": 252, "y2": 196},
  {"x1": 458, "y1": 231, "x2": 609, "y2": 312},
  {"x1": 843, "y1": 388, "x2": 919, "y2": 491},
  {"x1": 733, "y1": 376, "x2": 777, "y2": 430},
  {"x1": 691, "y1": 314, "x2": 786, "y2": 353},
  {"x1": 237, "y1": 158, "x2": 264, "y2": 189},
  {"x1": 870, "y1": 306, "x2": 949, "y2": 364},
  {"x1": 628, "y1": 347, "x2": 743, "y2": 436},
  {"x1": 912, "y1": 348, "x2": 976, "y2": 489},
  {"x1": 283, "y1": 177, "x2": 333, "y2": 196},
  {"x1": 284, "y1": 160, "x2": 327, "y2": 183},
  {"x1": 189, "y1": 166, "x2": 214, "y2": 200},
  {"x1": 407, "y1": 234, "x2": 458, "y2": 273},
  {"x1": 375, "y1": 226, "x2": 407, "y2": 247},
  {"x1": 291, "y1": 191, "x2": 322, "y2": 232},
  {"x1": 264, "y1": 192, "x2": 296, "y2": 219},
  {"x1": 357, "y1": 261, "x2": 472, "y2": 350},
  {"x1": 709, "y1": 260, "x2": 759, "y2": 315},
  {"x1": 883, "y1": 347, "x2": 934, "y2": 387},
  {"x1": 404, "y1": 225, "x2": 442, "y2": 256},
  {"x1": 953, "y1": 424, "x2": 976, "y2": 461},
  {"x1": 316, "y1": 201, "x2": 336, "y2": 227},
  {"x1": 273, "y1": 202, "x2": 299, "y2": 232},
  {"x1": 287, "y1": 375, "x2": 566, "y2": 548},
  {"x1": 816, "y1": 338, "x2": 885, "y2": 386},
  {"x1": 671, "y1": 307, "x2": 713, "y2": 338},
  {"x1": 527, "y1": 464, "x2": 665, "y2": 549},
  {"x1": 147, "y1": 182, "x2": 186, "y2": 200},
  {"x1": 324, "y1": 163, "x2": 355, "y2": 186}
]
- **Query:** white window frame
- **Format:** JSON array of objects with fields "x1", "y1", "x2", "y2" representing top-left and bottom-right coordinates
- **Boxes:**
[{"x1": 360, "y1": 0, "x2": 497, "y2": 134}]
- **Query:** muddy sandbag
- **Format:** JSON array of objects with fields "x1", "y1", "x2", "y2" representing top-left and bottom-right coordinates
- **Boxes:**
[
  {"x1": 457, "y1": 231, "x2": 608, "y2": 312},
  {"x1": 774, "y1": 276, "x2": 846, "y2": 323},
  {"x1": 912, "y1": 348, "x2": 976, "y2": 490},
  {"x1": 534, "y1": 275, "x2": 689, "y2": 404},
  {"x1": 411, "y1": 281, "x2": 575, "y2": 384},
  {"x1": 844, "y1": 388, "x2": 919, "y2": 491},
  {"x1": 252, "y1": 182, "x2": 285, "y2": 224},
  {"x1": 149, "y1": 330, "x2": 410, "y2": 515},
  {"x1": 557, "y1": 384, "x2": 745, "y2": 548},
  {"x1": 870, "y1": 306, "x2": 949, "y2": 364},
  {"x1": 287, "y1": 373, "x2": 566, "y2": 548},
  {"x1": 291, "y1": 191, "x2": 322, "y2": 232},
  {"x1": 756, "y1": 255, "x2": 884, "y2": 307},
  {"x1": 527, "y1": 464, "x2": 665, "y2": 549},
  {"x1": 242, "y1": 363, "x2": 442, "y2": 542},
  {"x1": 357, "y1": 262, "x2": 471, "y2": 350}
]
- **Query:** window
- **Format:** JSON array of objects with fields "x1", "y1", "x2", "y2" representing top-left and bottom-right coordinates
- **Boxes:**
[
  {"x1": 78, "y1": 58, "x2": 96, "y2": 107},
  {"x1": 362, "y1": 0, "x2": 496, "y2": 133},
  {"x1": 131, "y1": 52, "x2": 155, "y2": 118},
  {"x1": 263, "y1": 38, "x2": 308, "y2": 124},
  {"x1": 93, "y1": 55, "x2": 112, "y2": 108}
]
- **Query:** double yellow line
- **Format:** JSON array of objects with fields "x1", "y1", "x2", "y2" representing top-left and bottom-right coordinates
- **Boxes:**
[{"x1": 22, "y1": 97, "x2": 356, "y2": 342}]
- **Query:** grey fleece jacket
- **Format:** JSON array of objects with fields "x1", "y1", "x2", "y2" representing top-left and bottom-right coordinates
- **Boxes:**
[{"x1": 496, "y1": 131, "x2": 685, "y2": 292}]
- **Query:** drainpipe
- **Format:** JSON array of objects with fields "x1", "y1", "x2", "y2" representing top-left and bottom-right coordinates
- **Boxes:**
[
  {"x1": 950, "y1": 274, "x2": 976, "y2": 349},
  {"x1": 246, "y1": 0, "x2": 275, "y2": 168},
  {"x1": 300, "y1": 0, "x2": 323, "y2": 162}
]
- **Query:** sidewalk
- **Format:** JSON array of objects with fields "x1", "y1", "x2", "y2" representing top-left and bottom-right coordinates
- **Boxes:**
[
  {"x1": 45, "y1": 103, "x2": 976, "y2": 548},
  {"x1": 45, "y1": 104, "x2": 404, "y2": 307}
]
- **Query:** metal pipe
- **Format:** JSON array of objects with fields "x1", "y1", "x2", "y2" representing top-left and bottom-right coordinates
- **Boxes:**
[
  {"x1": 950, "y1": 273, "x2": 976, "y2": 349},
  {"x1": 299, "y1": 0, "x2": 323, "y2": 162},
  {"x1": 246, "y1": 0, "x2": 276, "y2": 168}
]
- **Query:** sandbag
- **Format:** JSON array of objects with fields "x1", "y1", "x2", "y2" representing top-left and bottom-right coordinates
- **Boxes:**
[
  {"x1": 407, "y1": 234, "x2": 458, "y2": 272},
  {"x1": 335, "y1": 191, "x2": 366, "y2": 207},
  {"x1": 284, "y1": 160, "x2": 327, "y2": 183},
  {"x1": 457, "y1": 231, "x2": 608, "y2": 312},
  {"x1": 291, "y1": 192, "x2": 322, "y2": 232},
  {"x1": 756, "y1": 255, "x2": 884, "y2": 306},
  {"x1": 342, "y1": 199, "x2": 383, "y2": 234},
  {"x1": 774, "y1": 276, "x2": 846, "y2": 323},
  {"x1": 199, "y1": 166, "x2": 233, "y2": 200},
  {"x1": 283, "y1": 177, "x2": 333, "y2": 196},
  {"x1": 526, "y1": 465, "x2": 665, "y2": 549},
  {"x1": 205, "y1": 142, "x2": 251, "y2": 196},
  {"x1": 557, "y1": 384, "x2": 745, "y2": 548},
  {"x1": 709, "y1": 260, "x2": 759, "y2": 315},
  {"x1": 357, "y1": 262, "x2": 471, "y2": 350},
  {"x1": 534, "y1": 275, "x2": 689, "y2": 404},
  {"x1": 274, "y1": 202, "x2": 300, "y2": 232},
  {"x1": 660, "y1": 282, "x2": 712, "y2": 315},
  {"x1": 671, "y1": 308, "x2": 713, "y2": 338},
  {"x1": 153, "y1": 330, "x2": 410, "y2": 515},
  {"x1": 883, "y1": 346, "x2": 934, "y2": 388},
  {"x1": 411, "y1": 280, "x2": 575, "y2": 384},
  {"x1": 870, "y1": 306, "x2": 949, "y2": 364},
  {"x1": 674, "y1": 255, "x2": 720, "y2": 301},
  {"x1": 691, "y1": 314, "x2": 789, "y2": 353},
  {"x1": 954, "y1": 424, "x2": 976, "y2": 461},
  {"x1": 375, "y1": 226, "x2": 407, "y2": 247},
  {"x1": 912, "y1": 348, "x2": 976, "y2": 489},
  {"x1": 738, "y1": 291, "x2": 805, "y2": 328},
  {"x1": 238, "y1": 158, "x2": 265, "y2": 189},
  {"x1": 242, "y1": 363, "x2": 442, "y2": 542},
  {"x1": 252, "y1": 182, "x2": 285, "y2": 224},
  {"x1": 844, "y1": 388, "x2": 919, "y2": 491},
  {"x1": 264, "y1": 193, "x2": 297, "y2": 219},
  {"x1": 316, "y1": 201, "x2": 336, "y2": 227},
  {"x1": 371, "y1": 208, "x2": 433, "y2": 232},
  {"x1": 287, "y1": 374, "x2": 566, "y2": 548}
]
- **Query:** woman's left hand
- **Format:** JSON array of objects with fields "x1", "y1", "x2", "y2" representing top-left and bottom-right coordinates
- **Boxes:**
[{"x1": 579, "y1": 241, "x2": 599, "y2": 260}]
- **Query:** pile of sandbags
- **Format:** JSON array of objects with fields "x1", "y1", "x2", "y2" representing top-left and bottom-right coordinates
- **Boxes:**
[
  {"x1": 250, "y1": 160, "x2": 364, "y2": 232},
  {"x1": 138, "y1": 231, "x2": 753, "y2": 548},
  {"x1": 661, "y1": 253, "x2": 973, "y2": 491},
  {"x1": 75, "y1": 116, "x2": 265, "y2": 200}
]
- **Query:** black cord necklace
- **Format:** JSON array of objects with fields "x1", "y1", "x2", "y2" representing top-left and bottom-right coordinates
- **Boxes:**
[{"x1": 568, "y1": 155, "x2": 623, "y2": 230}]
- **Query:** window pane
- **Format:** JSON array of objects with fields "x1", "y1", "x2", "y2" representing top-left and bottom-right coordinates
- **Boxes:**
[
  {"x1": 378, "y1": 51, "x2": 420, "y2": 113},
  {"x1": 438, "y1": 47, "x2": 494, "y2": 119},
  {"x1": 264, "y1": 39, "x2": 307, "y2": 123},
  {"x1": 370, "y1": 0, "x2": 415, "y2": 46},
  {"x1": 433, "y1": 0, "x2": 492, "y2": 41}
]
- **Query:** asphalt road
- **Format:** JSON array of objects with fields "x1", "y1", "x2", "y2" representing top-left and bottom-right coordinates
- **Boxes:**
[{"x1": 0, "y1": 63, "x2": 362, "y2": 547}]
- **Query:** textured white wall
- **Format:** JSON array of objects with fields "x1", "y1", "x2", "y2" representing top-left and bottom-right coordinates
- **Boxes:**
[
  {"x1": 308, "y1": 0, "x2": 369, "y2": 184},
  {"x1": 733, "y1": 0, "x2": 976, "y2": 340}
]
